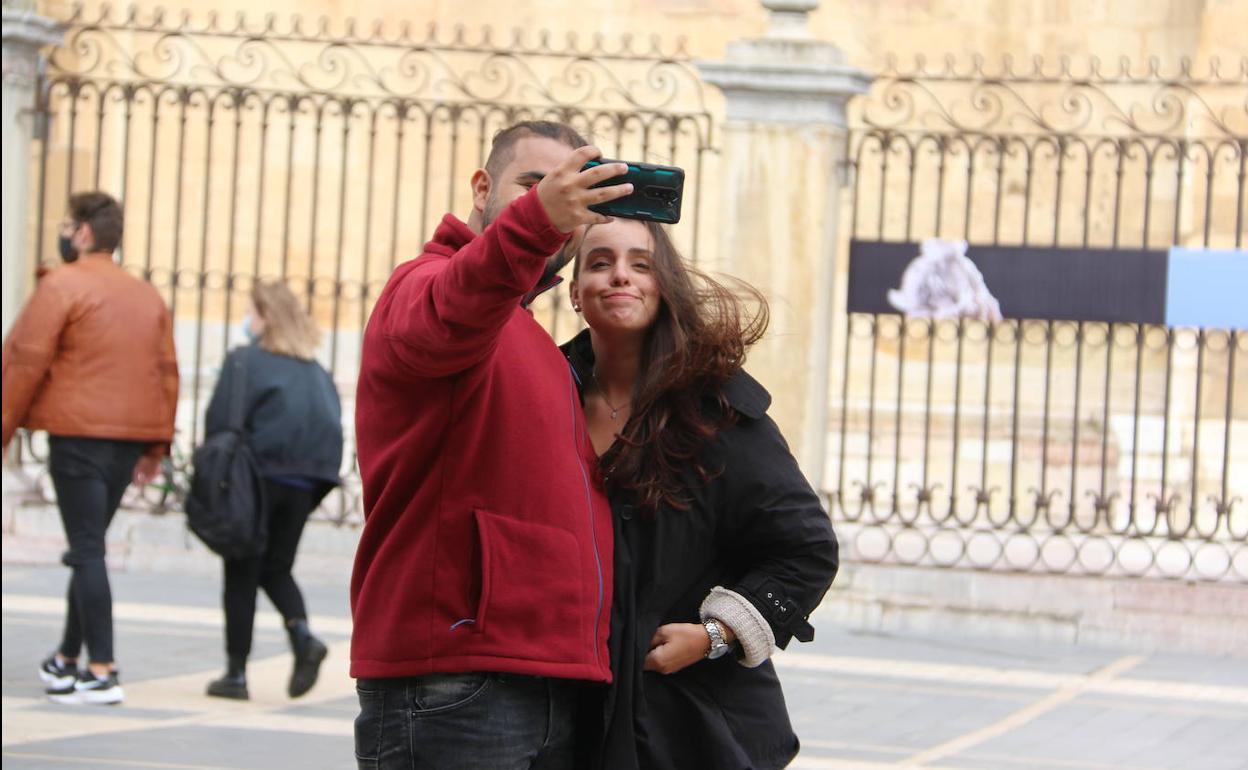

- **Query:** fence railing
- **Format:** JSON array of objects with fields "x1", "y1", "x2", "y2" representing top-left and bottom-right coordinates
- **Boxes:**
[
  {"x1": 830, "y1": 55, "x2": 1248, "y2": 582},
  {"x1": 16, "y1": 10, "x2": 1248, "y2": 585},
  {"x1": 847, "y1": 55, "x2": 1246, "y2": 249},
  {"x1": 24, "y1": 5, "x2": 716, "y2": 526}
]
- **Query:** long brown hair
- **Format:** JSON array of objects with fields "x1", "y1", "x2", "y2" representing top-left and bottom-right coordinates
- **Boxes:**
[
  {"x1": 252, "y1": 281, "x2": 321, "y2": 361},
  {"x1": 575, "y1": 222, "x2": 768, "y2": 512}
]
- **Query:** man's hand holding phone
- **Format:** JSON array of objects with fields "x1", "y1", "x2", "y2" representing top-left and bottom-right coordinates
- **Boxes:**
[{"x1": 536, "y1": 146, "x2": 632, "y2": 234}]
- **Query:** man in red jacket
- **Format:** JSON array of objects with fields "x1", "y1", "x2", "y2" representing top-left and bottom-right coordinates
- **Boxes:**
[{"x1": 351, "y1": 122, "x2": 631, "y2": 768}]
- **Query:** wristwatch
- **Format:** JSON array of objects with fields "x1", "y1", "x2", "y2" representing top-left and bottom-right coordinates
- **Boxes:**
[{"x1": 703, "y1": 619, "x2": 731, "y2": 660}]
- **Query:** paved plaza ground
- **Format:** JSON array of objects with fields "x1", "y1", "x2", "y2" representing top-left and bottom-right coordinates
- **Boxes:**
[{"x1": 3, "y1": 560, "x2": 1247, "y2": 770}]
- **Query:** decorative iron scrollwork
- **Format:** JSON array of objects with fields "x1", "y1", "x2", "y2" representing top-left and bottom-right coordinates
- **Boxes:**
[
  {"x1": 49, "y1": 3, "x2": 712, "y2": 120},
  {"x1": 859, "y1": 54, "x2": 1247, "y2": 138}
]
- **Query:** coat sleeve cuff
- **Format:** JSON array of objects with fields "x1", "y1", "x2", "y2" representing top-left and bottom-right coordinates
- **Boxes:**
[{"x1": 700, "y1": 586, "x2": 775, "y2": 668}]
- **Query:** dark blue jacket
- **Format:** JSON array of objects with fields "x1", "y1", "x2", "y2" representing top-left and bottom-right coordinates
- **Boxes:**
[{"x1": 205, "y1": 345, "x2": 343, "y2": 490}]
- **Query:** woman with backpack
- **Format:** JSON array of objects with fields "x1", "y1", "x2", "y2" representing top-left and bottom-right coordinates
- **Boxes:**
[{"x1": 201, "y1": 281, "x2": 344, "y2": 701}]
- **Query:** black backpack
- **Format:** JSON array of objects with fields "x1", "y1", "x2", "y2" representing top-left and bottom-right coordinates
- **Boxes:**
[{"x1": 185, "y1": 351, "x2": 267, "y2": 559}]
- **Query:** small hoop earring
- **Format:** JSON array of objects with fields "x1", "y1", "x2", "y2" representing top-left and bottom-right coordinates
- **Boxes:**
[{"x1": 573, "y1": 304, "x2": 582, "y2": 312}]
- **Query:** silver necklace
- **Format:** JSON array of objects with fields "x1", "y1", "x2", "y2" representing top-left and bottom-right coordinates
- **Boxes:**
[{"x1": 592, "y1": 369, "x2": 628, "y2": 421}]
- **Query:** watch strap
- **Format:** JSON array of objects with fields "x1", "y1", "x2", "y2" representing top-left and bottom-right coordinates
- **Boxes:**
[{"x1": 704, "y1": 619, "x2": 730, "y2": 659}]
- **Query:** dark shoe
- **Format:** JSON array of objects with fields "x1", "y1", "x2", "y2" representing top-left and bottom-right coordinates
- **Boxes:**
[
  {"x1": 206, "y1": 655, "x2": 249, "y2": 700},
  {"x1": 287, "y1": 619, "x2": 328, "y2": 698},
  {"x1": 206, "y1": 673, "x2": 249, "y2": 700},
  {"x1": 49, "y1": 670, "x2": 124, "y2": 705},
  {"x1": 38, "y1": 654, "x2": 78, "y2": 691}
]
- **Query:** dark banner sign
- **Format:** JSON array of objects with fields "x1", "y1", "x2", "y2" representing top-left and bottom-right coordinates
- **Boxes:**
[{"x1": 847, "y1": 240, "x2": 1170, "y2": 324}]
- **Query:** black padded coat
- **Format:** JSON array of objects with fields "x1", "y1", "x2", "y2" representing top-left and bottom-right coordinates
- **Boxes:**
[{"x1": 562, "y1": 330, "x2": 838, "y2": 770}]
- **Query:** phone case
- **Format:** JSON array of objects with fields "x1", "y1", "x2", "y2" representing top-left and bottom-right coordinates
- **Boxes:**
[{"x1": 583, "y1": 159, "x2": 685, "y2": 224}]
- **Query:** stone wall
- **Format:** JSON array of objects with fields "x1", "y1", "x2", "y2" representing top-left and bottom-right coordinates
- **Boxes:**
[
  {"x1": 10, "y1": 0, "x2": 1244, "y2": 540},
  {"x1": 39, "y1": 0, "x2": 1247, "y2": 66}
]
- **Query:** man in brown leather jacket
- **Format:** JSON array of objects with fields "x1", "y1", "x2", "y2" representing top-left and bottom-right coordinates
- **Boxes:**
[{"x1": 2, "y1": 191, "x2": 179, "y2": 706}]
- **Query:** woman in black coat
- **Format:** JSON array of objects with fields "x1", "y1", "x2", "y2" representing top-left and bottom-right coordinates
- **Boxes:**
[
  {"x1": 202, "y1": 281, "x2": 343, "y2": 702},
  {"x1": 564, "y1": 218, "x2": 838, "y2": 769}
]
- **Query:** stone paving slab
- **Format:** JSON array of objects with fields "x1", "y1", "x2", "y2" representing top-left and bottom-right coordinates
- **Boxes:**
[
  {"x1": 5, "y1": 726, "x2": 349, "y2": 770},
  {"x1": 5, "y1": 562, "x2": 1248, "y2": 770},
  {"x1": 2, "y1": 564, "x2": 348, "y2": 690}
]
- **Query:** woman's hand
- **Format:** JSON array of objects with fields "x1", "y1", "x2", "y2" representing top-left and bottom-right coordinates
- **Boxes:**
[
  {"x1": 132, "y1": 455, "x2": 161, "y2": 487},
  {"x1": 645, "y1": 621, "x2": 734, "y2": 675}
]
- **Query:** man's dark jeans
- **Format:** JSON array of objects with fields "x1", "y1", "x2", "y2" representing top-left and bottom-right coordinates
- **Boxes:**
[
  {"x1": 48, "y1": 435, "x2": 146, "y2": 665},
  {"x1": 354, "y1": 672, "x2": 578, "y2": 770}
]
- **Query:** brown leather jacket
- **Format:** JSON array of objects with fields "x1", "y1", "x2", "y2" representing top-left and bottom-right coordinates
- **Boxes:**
[{"x1": 2, "y1": 254, "x2": 178, "y2": 458}]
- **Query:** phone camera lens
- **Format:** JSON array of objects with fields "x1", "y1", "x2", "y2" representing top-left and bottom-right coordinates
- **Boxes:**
[{"x1": 645, "y1": 186, "x2": 676, "y2": 202}]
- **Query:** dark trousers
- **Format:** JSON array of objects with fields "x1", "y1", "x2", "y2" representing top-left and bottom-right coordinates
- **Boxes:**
[
  {"x1": 354, "y1": 672, "x2": 579, "y2": 770},
  {"x1": 222, "y1": 479, "x2": 316, "y2": 659},
  {"x1": 48, "y1": 435, "x2": 147, "y2": 665}
]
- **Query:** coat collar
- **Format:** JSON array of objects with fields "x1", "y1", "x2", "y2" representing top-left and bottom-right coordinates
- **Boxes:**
[
  {"x1": 425, "y1": 214, "x2": 475, "y2": 256},
  {"x1": 561, "y1": 328, "x2": 771, "y2": 419},
  {"x1": 721, "y1": 366, "x2": 771, "y2": 420},
  {"x1": 522, "y1": 274, "x2": 563, "y2": 308}
]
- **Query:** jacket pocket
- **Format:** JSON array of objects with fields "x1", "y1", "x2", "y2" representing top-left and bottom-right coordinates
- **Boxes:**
[
  {"x1": 469, "y1": 509, "x2": 495, "y2": 633},
  {"x1": 353, "y1": 688, "x2": 385, "y2": 765},
  {"x1": 410, "y1": 671, "x2": 492, "y2": 715},
  {"x1": 472, "y1": 508, "x2": 584, "y2": 657}
]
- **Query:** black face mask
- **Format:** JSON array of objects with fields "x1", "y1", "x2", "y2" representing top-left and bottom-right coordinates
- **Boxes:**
[{"x1": 58, "y1": 234, "x2": 79, "y2": 262}]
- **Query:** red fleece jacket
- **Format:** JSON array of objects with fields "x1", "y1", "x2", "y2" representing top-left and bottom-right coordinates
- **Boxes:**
[{"x1": 350, "y1": 188, "x2": 613, "y2": 682}]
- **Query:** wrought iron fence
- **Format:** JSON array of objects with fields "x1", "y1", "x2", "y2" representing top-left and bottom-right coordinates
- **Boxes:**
[
  {"x1": 18, "y1": 10, "x2": 1248, "y2": 586},
  {"x1": 24, "y1": 4, "x2": 715, "y2": 524},
  {"x1": 831, "y1": 55, "x2": 1248, "y2": 582}
]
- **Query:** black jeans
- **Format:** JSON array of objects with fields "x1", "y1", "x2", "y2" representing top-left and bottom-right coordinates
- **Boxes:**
[
  {"x1": 48, "y1": 435, "x2": 147, "y2": 666},
  {"x1": 222, "y1": 479, "x2": 316, "y2": 658},
  {"x1": 354, "y1": 672, "x2": 579, "y2": 770}
]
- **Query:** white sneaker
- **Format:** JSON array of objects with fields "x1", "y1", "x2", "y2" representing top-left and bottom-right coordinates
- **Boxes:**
[{"x1": 48, "y1": 670, "x2": 124, "y2": 705}]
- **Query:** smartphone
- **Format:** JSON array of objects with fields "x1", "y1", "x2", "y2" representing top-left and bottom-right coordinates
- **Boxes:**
[{"x1": 583, "y1": 159, "x2": 685, "y2": 224}]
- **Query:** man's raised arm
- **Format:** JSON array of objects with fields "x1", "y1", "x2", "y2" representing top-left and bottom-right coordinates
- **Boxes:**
[{"x1": 373, "y1": 146, "x2": 630, "y2": 377}]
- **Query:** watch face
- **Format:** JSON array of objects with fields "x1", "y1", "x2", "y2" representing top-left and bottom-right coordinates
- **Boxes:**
[{"x1": 706, "y1": 643, "x2": 731, "y2": 660}]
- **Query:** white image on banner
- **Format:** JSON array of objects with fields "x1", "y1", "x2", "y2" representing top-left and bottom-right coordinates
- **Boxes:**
[{"x1": 887, "y1": 238, "x2": 1003, "y2": 322}]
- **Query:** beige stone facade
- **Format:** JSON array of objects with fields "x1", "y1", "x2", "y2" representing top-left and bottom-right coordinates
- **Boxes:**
[
  {"x1": 25, "y1": 0, "x2": 1245, "y2": 314},
  {"x1": 11, "y1": 1, "x2": 1246, "y2": 543},
  {"x1": 38, "y1": 0, "x2": 1248, "y2": 65}
]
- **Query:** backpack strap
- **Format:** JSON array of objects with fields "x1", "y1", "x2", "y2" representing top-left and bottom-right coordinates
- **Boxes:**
[{"x1": 228, "y1": 348, "x2": 250, "y2": 433}]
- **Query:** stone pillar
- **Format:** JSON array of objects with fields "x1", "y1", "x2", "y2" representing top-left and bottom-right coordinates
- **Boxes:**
[
  {"x1": 2, "y1": 2, "x2": 61, "y2": 338},
  {"x1": 698, "y1": 0, "x2": 870, "y2": 492}
]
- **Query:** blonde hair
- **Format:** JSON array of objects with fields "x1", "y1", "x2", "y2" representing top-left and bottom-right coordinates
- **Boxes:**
[{"x1": 252, "y1": 281, "x2": 321, "y2": 361}]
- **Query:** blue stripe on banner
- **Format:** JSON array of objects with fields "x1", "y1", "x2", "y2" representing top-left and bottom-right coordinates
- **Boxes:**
[{"x1": 1165, "y1": 248, "x2": 1248, "y2": 329}]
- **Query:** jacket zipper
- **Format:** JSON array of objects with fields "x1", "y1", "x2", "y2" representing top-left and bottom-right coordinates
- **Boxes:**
[{"x1": 567, "y1": 372, "x2": 605, "y2": 670}]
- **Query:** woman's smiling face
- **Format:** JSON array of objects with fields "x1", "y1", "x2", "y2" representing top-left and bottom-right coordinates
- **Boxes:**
[{"x1": 571, "y1": 218, "x2": 662, "y2": 337}]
